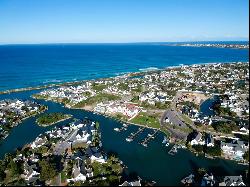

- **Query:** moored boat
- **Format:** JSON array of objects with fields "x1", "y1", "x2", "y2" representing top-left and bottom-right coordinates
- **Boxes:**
[{"x1": 126, "y1": 138, "x2": 132, "y2": 142}]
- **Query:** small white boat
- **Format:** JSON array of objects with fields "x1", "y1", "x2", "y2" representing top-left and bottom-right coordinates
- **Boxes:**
[
  {"x1": 165, "y1": 143, "x2": 169, "y2": 147},
  {"x1": 142, "y1": 142, "x2": 148, "y2": 147},
  {"x1": 162, "y1": 136, "x2": 167, "y2": 144},
  {"x1": 126, "y1": 138, "x2": 132, "y2": 142},
  {"x1": 147, "y1": 133, "x2": 153, "y2": 137},
  {"x1": 123, "y1": 123, "x2": 128, "y2": 127},
  {"x1": 114, "y1": 128, "x2": 120, "y2": 132}
]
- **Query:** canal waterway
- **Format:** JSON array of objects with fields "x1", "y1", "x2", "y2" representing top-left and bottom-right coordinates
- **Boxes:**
[{"x1": 0, "y1": 90, "x2": 248, "y2": 186}]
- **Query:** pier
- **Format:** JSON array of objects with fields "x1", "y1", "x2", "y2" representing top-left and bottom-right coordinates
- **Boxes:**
[
  {"x1": 114, "y1": 123, "x2": 128, "y2": 132},
  {"x1": 126, "y1": 127, "x2": 145, "y2": 142},
  {"x1": 139, "y1": 129, "x2": 159, "y2": 147}
]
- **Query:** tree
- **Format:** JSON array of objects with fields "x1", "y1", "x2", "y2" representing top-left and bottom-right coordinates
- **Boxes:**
[
  {"x1": 38, "y1": 159, "x2": 57, "y2": 181},
  {"x1": 205, "y1": 145, "x2": 221, "y2": 157},
  {"x1": 192, "y1": 145, "x2": 204, "y2": 153},
  {"x1": 243, "y1": 151, "x2": 249, "y2": 162},
  {"x1": 8, "y1": 160, "x2": 23, "y2": 177},
  {"x1": 0, "y1": 167, "x2": 6, "y2": 182}
]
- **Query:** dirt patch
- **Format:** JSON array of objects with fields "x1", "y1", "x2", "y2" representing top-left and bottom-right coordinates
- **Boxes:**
[{"x1": 177, "y1": 91, "x2": 209, "y2": 106}]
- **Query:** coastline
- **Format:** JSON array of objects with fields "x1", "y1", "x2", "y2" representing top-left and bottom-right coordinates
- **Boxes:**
[
  {"x1": 72, "y1": 106, "x2": 160, "y2": 131},
  {"x1": 1, "y1": 61, "x2": 249, "y2": 166},
  {"x1": 0, "y1": 106, "x2": 48, "y2": 142},
  {"x1": 0, "y1": 61, "x2": 248, "y2": 95}
]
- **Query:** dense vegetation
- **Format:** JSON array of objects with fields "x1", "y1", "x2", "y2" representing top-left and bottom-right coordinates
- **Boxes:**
[
  {"x1": 212, "y1": 102, "x2": 237, "y2": 117},
  {"x1": 36, "y1": 113, "x2": 71, "y2": 126},
  {"x1": 211, "y1": 121, "x2": 239, "y2": 134}
]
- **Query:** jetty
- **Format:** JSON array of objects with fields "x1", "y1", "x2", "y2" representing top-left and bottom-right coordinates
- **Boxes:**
[
  {"x1": 126, "y1": 127, "x2": 145, "y2": 142},
  {"x1": 168, "y1": 144, "x2": 178, "y2": 155},
  {"x1": 139, "y1": 129, "x2": 159, "y2": 147},
  {"x1": 114, "y1": 123, "x2": 128, "y2": 132}
]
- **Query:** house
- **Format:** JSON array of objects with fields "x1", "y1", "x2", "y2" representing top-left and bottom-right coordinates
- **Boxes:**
[
  {"x1": 201, "y1": 173, "x2": 215, "y2": 186},
  {"x1": 220, "y1": 140, "x2": 249, "y2": 160},
  {"x1": 181, "y1": 174, "x2": 195, "y2": 185},
  {"x1": 22, "y1": 162, "x2": 40, "y2": 182},
  {"x1": 218, "y1": 176, "x2": 246, "y2": 186},
  {"x1": 67, "y1": 159, "x2": 87, "y2": 183},
  {"x1": 119, "y1": 179, "x2": 141, "y2": 186},
  {"x1": 30, "y1": 137, "x2": 47, "y2": 149},
  {"x1": 190, "y1": 132, "x2": 205, "y2": 146},
  {"x1": 205, "y1": 134, "x2": 214, "y2": 147}
]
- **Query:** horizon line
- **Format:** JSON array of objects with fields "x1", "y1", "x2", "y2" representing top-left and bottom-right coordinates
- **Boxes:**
[{"x1": 0, "y1": 40, "x2": 249, "y2": 45}]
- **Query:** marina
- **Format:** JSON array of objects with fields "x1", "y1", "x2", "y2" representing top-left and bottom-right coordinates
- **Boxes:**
[
  {"x1": 126, "y1": 127, "x2": 145, "y2": 142},
  {"x1": 139, "y1": 129, "x2": 159, "y2": 147}
]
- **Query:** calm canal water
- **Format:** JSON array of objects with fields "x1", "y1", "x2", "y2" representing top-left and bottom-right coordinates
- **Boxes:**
[{"x1": 0, "y1": 90, "x2": 248, "y2": 186}]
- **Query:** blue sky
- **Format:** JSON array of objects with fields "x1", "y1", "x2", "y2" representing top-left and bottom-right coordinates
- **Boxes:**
[{"x1": 0, "y1": 0, "x2": 249, "y2": 44}]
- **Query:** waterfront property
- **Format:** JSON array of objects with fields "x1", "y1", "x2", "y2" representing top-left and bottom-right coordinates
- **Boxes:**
[
  {"x1": 0, "y1": 118, "x2": 150, "y2": 186},
  {"x1": 30, "y1": 62, "x2": 249, "y2": 164},
  {"x1": 0, "y1": 99, "x2": 46, "y2": 141}
]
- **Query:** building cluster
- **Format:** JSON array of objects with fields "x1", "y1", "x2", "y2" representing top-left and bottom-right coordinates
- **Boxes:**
[
  {"x1": 139, "y1": 91, "x2": 171, "y2": 105},
  {"x1": 32, "y1": 62, "x2": 249, "y2": 163},
  {"x1": 176, "y1": 43, "x2": 249, "y2": 49},
  {"x1": 94, "y1": 101, "x2": 141, "y2": 119},
  {"x1": 37, "y1": 83, "x2": 95, "y2": 105},
  {"x1": 8, "y1": 119, "x2": 107, "y2": 185},
  {"x1": 188, "y1": 131, "x2": 249, "y2": 161},
  {"x1": 0, "y1": 118, "x2": 145, "y2": 186},
  {"x1": 181, "y1": 172, "x2": 246, "y2": 186},
  {"x1": 0, "y1": 99, "x2": 44, "y2": 141}
]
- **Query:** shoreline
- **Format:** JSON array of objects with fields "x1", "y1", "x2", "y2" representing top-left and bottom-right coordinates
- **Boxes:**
[
  {"x1": 0, "y1": 106, "x2": 48, "y2": 142},
  {"x1": 0, "y1": 61, "x2": 248, "y2": 95},
  {"x1": 74, "y1": 106, "x2": 160, "y2": 131}
]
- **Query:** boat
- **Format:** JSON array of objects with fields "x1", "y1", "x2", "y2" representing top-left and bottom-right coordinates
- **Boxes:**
[
  {"x1": 147, "y1": 133, "x2": 153, "y2": 137},
  {"x1": 123, "y1": 123, "x2": 128, "y2": 127},
  {"x1": 114, "y1": 128, "x2": 120, "y2": 132},
  {"x1": 126, "y1": 138, "x2": 132, "y2": 142},
  {"x1": 142, "y1": 142, "x2": 148, "y2": 147},
  {"x1": 162, "y1": 136, "x2": 167, "y2": 144},
  {"x1": 165, "y1": 143, "x2": 169, "y2": 147}
]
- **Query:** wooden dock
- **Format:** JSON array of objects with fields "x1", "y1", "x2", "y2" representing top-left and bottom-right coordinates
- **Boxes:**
[
  {"x1": 126, "y1": 127, "x2": 145, "y2": 142},
  {"x1": 139, "y1": 129, "x2": 159, "y2": 147}
]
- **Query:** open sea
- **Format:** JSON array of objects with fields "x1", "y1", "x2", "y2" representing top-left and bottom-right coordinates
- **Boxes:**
[{"x1": 0, "y1": 42, "x2": 249, "y2": 91}]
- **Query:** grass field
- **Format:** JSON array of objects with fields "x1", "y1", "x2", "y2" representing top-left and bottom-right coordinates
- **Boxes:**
[{"x1": 130, "y1": 112, "x2": 160, "y2": 129}]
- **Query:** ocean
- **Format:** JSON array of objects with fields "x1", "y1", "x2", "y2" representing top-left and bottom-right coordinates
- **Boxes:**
[{"x1": 0, "y1": 43, "x2": 249, "y2": 91}]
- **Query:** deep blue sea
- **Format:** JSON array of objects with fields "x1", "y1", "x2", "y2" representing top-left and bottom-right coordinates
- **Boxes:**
[{"x1": 0, "y1": 43, "x2": 249, "y2": 91}]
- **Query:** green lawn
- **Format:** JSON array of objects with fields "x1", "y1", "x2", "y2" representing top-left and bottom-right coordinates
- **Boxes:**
[{"x1": 130, "y1": 112, "x2": 160, "y2": 129}]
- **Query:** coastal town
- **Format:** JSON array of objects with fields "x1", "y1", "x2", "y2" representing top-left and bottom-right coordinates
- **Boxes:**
[
  {"x1": 31, "y1": 62, "x2": 249, "y2": 164},
  {"x1": 0, "y1": 99, "x2": 47, "y2": 141},
  {"x1": 168, "y1": 43, "x2": 249, "y2": 49},
  {"x1": 0, "y1": 61, "x2": 249, "y2": 186},
  {"x1": 0, "y1": 118, "x2": 146, "y2": 186}
]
